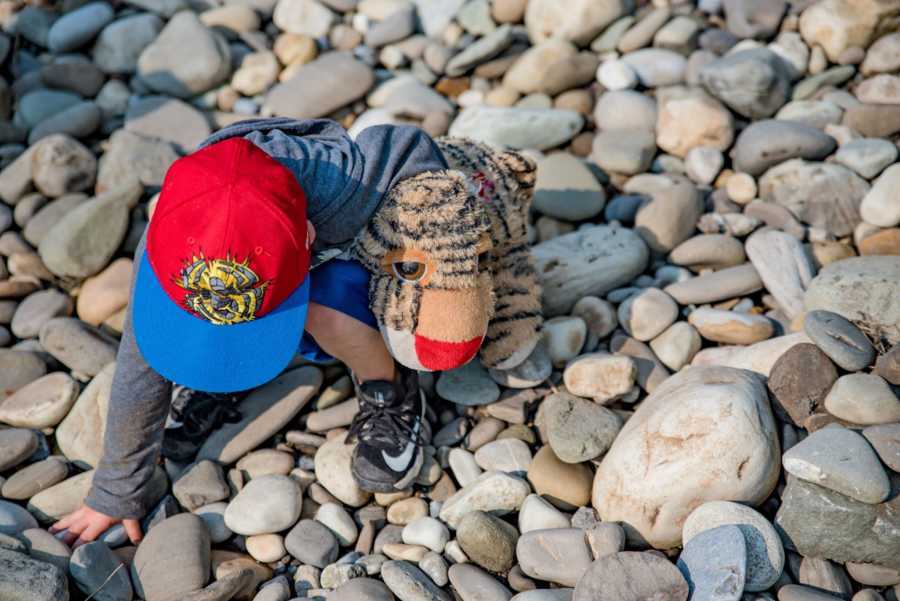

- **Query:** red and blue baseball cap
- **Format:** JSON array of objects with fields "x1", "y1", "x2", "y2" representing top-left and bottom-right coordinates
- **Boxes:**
[{"x1": 133, "y1": 137, "x2": 311, "y2": 392}]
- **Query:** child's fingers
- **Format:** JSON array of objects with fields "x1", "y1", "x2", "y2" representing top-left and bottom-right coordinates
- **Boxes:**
[
  {"x1": 61, "y1": 521, "x2": 88, "y2": 546},
  {"x1": 73, "y1": 522, "x2": 107, "y2": 549},
  {"x1": 123, "y1": 520, "x2": 143, "y2": 545},
  {"x1": 49, "y1": 513, "x2": 74, "y2": 534}
]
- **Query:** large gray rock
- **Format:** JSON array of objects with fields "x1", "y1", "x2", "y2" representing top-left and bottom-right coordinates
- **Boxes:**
[
  {"x1": 47, "y1": 1, "x2": 113, "y2": 53},
  {"x1": 265, "y1": 52, "x2": 374, "y2": 120},
  {"x1": 39, "y1": 319, "x2": 116, "y2": 378},
  {"x1": 544, "y1": 392, "x2": 622, "y2": 464},
  {"x1": 124, "y1": 96, "x2": 211, "y2": 153},
  {"x1": 775, "y1": 476, "x2": 900, "y2": 569},
  {"x1": 93, "y1": 13, "x2": 163, "y2": 74},
  {"x1": 381, "y1": 560, "x2": 452, "y2": 601},
  {"x1": 96, "y1": 130, "x2": 179, "y2": 192},
  {"x1": 745, "y1": 229, "x2": 815, "y2": 319},
  {"x1": 284, "y1": 519, "x2": 339, "y2": 568},
  {"x1": 449, "y1": 107, "x2": 584, "y2": 151},
  {"x1": 0, "y1": 428, "x2": 38, "y2": 472},
  {"x1": 676, "y1": 525, "x2": 746, "y2": 601},
  {"x1": 54, "y1": 363, "x2": 115, "y2": 467},
  {"x1": 131, "y1": 514, "x2": 211, "y2": 601},
  {"x1": 803, "y1": 310, "x2": 875, "y2": 372},
  {"x1": 69, "y1": 541, "x2": 132, "y2": 601},
  {"x1": 758, "y1": 160, "x2": 869, "y2": 237},
  {"x1": 533, "y1": 225, "x2": 649, "y2": 317},
  {"x1": 700, "y1": 48, "x2": 792, "y2": 119},
  {"x1": 137, "y1": 11, "x2": 231, "y2": 98},
  {"x1": 0, "y1": 499, "x2": 39, "y2": 536},
  {"x1": 30, "y1": 134, "x2": 97, "y2": 198},
  {"x1": 223, "y1": 474, "x2": 302, "y2": 535},
  {"x1": 733, "y1": 120, "x2": 836, "y2": 176},
  {"x1": 38, "y1": 181, "x2": 142, "y2": 279},
  {"x1": 447, "y1": 563, "x2": 513, "y2": 601},
  {"x1": 172, "y1": 460, "x2": 229, "y2": 512},
  {"x1": 573, "y1": 551, "x2": 688, "y2": 601},
  {"x1": 0, "y1": 548, "x2": 69, "y2": 601},
  {"x1": 804, "y1": 257, "x2": 900, "y2": 345},
  {"x1": 517, "y1": 528, "x2": 594, "y2": 587},
  {"x1": 0, "y1": 350, "x2": 47, "y2": 400}
]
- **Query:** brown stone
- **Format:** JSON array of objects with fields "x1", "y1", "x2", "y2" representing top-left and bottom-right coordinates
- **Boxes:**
[
  {"x1": 843, "y1": 104, "x2": 900, "y2": 137},
  {"x1": 858, "y1": 228, "x2": 900, "y2": 256},
  {"x1": 875, "y1": 344, "x2": 900, "y2": 385},
  {"x1": 526, "y1": 445, "x2": 593, "y2": 510},
  {"x1": 768, "y1": 343, "x2": 838, "y2": 426},
  {"x1": 573, "y1": 551, "x2": 689, "y2": 601},
  {"x1": 434, "y1": 77, "x2": 470, "y2": 99}
]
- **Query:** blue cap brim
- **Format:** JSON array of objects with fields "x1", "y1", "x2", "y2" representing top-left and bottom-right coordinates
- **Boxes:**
[{"x1": 132, "y1": 254, "x2": 309, "y2": 392}]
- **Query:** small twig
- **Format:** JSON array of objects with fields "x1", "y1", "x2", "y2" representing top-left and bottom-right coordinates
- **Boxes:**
[{"x1": 84, "y1": 562, "x2": 126, "y2": 601}]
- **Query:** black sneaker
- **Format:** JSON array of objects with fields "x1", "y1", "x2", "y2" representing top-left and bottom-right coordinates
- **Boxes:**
[
  {"x1": 347, "y1": 367, "x2": 427, "y2": 492},
  {"x1": 161, "y1": 388, "x2": 243, "y2": 462}
]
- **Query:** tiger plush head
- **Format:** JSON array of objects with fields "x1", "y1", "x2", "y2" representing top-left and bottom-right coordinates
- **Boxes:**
[{"x1": 351, "y1": 137, "x2": 543, "y2": 372}]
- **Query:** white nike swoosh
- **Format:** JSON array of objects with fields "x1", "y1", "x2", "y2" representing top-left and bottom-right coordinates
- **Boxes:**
[{"x1": 382, "y1": 415, "x2": 422, "y2": 472}]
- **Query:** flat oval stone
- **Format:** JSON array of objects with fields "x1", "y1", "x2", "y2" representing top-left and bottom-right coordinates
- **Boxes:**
[
  {"x1": 517, "y1": 528, "x2": 594, "y2": 587},
  {"x1": 574, "y1": 551, "x2": 688, "y2": 601},
  {"x1": 676, "y1": 525, "x2": 746, "y2": 601},
  {"x1": 733, "y1": 120, "x2": 835, "y2": 176},
  {"x1": 224, "y1": 474, "x2": 302, "y2": 536},
  {"x1": 381, "y1": 560, "x2": 452, "y2": 601},
  {"x1": 132, "y1": 513, "x2": 211, "y2": 601},
  {"x1": 804, "y1": 310, "x2": 875, "y2": 371},
  {"x1": 0, "y1": 372, "x2": 80, "y2": 429},
  {"x1": 456, "y1": 510, "x2": 519, "y2": 573},
  {"x1": 1, "y1": 456, "x2": 68, "y2": 500},
  {"x1": 437, "y1": 360, "x2": 501, "y2": 406},
  {"x1": 0, "y1": 428, "x2": 38, "y2": 472},
  {"x1": 0, "y1": 499, "x2": 39, "y2": 536},
  {"x1": 664, "y1": 263, "x2": 763, "y2": 305},
  {"x1": 688, "y1": 308, "x2": 773, "y2": 345},
  {"x1": 824, "y1": 373, "x2": 900, "y2": 425},
  {"x1": 448, "y1": 563, "x2": 513, "y2": 600}
]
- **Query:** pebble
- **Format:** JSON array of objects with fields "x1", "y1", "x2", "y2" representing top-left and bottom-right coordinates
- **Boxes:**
[
  {"x1": 456, "y1": 510, "x2": 519, "y2": 573},
  {"x1": 745, "y1": 228, "x2": 815, "y2": 318},
  {"x1": 448, "y1": 107, "x2": 583, "y2": 151},
  {"x1": 860, "y1": 164, "x2": 900, "y2": 228},
  {"x1": 194, "y1": 502, "x2": 232, "y2": 544},
  {"x1": 524, "y1": 0, "x2": 627, "y2": 46},
  {"x1": 668, "y1": 234, "x2": 746, "y2": 271},
  {"x1": 700, "y1": 48, "x2": 791, "y2": 119},
  {"x1": 449, "y1": 563, "x2": 513, "y2": 601},
  {"x1": 617, "y1": 287, "x2": 678, "y2": 341},
  {"x1": 224, "y1": 474, "x2": 302, "y2": 535},
  {"x1": 54, "y1": 363, "x2": 115, "y2": 467},
  {"x1": 824, "y1": 373, "x2": 900, "y2": 426},
  {"x1": 331, "y1": 577, "x2": 396, "y2": 601},
  {"x1": 518, "y1": 494, "x2": 570, "y2": 534},
  {"x1": 532, "y1": 153, "x2": 605, "y2": 221},
  {"x1": 733, "y1": 120, "x2": 836, "y2": 176},
  {"x1": 803, "y1": 310, "x2": 875, "y2": 371},
  {"x1": 381, "y1": 559, "x2": 452, "y2": 601},
  {"x1": 0, "y1": 499, "x2": 39, "y2": 536},
  {"x1": 590, "y1": 128, "x2": 656, "y2": 176},
  {"x1": 597, "y1": 59, "x2": 637, "y2": 91},
  {"x1": 594, "y1": 366, "x2": 779, "y2": 549},
  {"x1": 685, "y1": 502, "x2": 783, "y2": 593},
  {"x1": 19, "y1": 528, "x2": 71, "y2": 574},
  {"x1": 634, "y1": 177, "x2": 704, "y2": 253},
  {"x1": 0, "y1": 548, "x2": 69, "y2": 601},
  {"x1": 573, "y1": 552, "x2": 688, "y2": 601},
  {"x1": 526, "y1": 446, "x2": 592, "y2": 510},
  {"x1": 31, "y1": 134, "x2": 97, "y2": 199},
  {"x1": 47, "y1": 2, "x2": 115, "y2": 53},
  {"x1": 544, "y1": 392, "x2": 621, "y2": 463},
  {"x1": 649, "y1": 322, "x2": 701, "y2": 371},
  {"x1": 665, "y1": 263, "x2": 763, "y2": 305},
  {"x1": 1, "y1": 456, "x2": 68, "y2": 500},
  {"x1": 474, "y1": 438, "x2": 532, "y2": 474},
  {"x1": 315, "y1": 502, "x2": 357, "y2": 546},
  {"x1": 656, "y1": 86, "x2": 734, "y2": 158},
  {"x1": 125, "y1": 96, "x2": 211, "y2": 153},
  {"x1": 70, "y1": 540, "x2": 133, "y2": 601},
  {"x1": 0, "y1": 427, "x2": 39, "y2": 473},
  {"x1": 402, "y1": 517, "x2": 449, "y2": 554},
  {"x1": 419, "y1": 552, "x2": 448, "y2": 587},
  {"x1": 173, "y1": 459, "x2": 229, "y2": 512},
  {"x1": 436, "y1": 360, "x2": 500, "y2": 406},
  {"x1": 245, "y1": 534, "x2": 285, "y2": 563},
  {"x1": 594, "y1": 90, "x2": 656, "y2": 133},
  {"x1": 562, "y1": 352, "x2": 635, "y2": 403},
  {"x1": 1, "y1": 372, "x2": 80, "y2": 431},
  {"x1": 517, "y1": 528, "x2": 593, "y2": 587},
  {"x1": 688, "y1": 308, "x2": 773, "y2": 345},
  {"x1": 284, "y1": 519, "x2": 338, "y2": 568},
  {"x1": 132, "y1": 514, "x2": 211, "y2": 601},
  {"x1": 489, "y1": 343, "x2": 552, "y2": 389},
  {"x1": 676, "y1": 525, "x2": 746, "y2": 601},
  {"x1": 439, "y1": 471, "x2": 530, "y2": 529},
  {"x1": 862, "y1": 423, "x2": 900, "y2": 472},
  {"x1": 541, "y1": 317, "x2": 586, "y2": 367}
]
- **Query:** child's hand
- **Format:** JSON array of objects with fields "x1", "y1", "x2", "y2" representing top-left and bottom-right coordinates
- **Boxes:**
[
  {"x1": 50, "y1": 504, "x2": 143, "y2": 548},
  {"x1": 307, "y1": 219, "x2": 316, "y2": 248}
]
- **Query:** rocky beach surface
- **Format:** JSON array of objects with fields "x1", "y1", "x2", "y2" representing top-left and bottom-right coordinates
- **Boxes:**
[{"x1": 0, "y1": 0, "x2": 899, "y2": 600}]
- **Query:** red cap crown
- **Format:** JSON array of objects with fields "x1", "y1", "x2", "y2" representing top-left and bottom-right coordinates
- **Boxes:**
[{"x1": 147, "y1": 138, "x2": 310, "y2": 325}]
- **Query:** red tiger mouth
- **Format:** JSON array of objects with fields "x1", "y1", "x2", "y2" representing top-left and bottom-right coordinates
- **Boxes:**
[{"x1": 414, "y1": 334, "x2": 483, "y2": 371}]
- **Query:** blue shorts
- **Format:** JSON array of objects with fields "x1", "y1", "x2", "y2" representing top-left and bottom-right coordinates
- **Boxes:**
[{"x1": 299, "y1": 258, "x2": 377, "y2": 363}]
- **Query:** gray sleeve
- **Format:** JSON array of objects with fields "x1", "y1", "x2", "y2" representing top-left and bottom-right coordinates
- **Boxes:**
[{"x1": 84, "y1": 242, "x2": 172, "y2": 520}]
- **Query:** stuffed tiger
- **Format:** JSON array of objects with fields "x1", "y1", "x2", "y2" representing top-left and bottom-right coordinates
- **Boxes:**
[{"x1": 350, "y1": 137, "x2": 544, "y2": 372}]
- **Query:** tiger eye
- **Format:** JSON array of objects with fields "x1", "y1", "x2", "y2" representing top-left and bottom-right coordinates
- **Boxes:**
[{"x1": 393, "y1": 261, "x2": 427, "y2": 281}]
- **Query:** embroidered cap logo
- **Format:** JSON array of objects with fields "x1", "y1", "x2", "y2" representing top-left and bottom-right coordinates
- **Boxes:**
[{"x1": 176, "y1": 253, "x2": 269, "y2": 325}]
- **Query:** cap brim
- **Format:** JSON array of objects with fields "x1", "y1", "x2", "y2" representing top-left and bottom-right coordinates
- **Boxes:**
[{"x1": 133, "y1": 254, "x2": 309, "y2": 392}]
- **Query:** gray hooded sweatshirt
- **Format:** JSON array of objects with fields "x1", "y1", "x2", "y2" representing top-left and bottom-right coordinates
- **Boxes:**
[{"x1": 84, "y1": 118, "x2": 447, "y2": 519}]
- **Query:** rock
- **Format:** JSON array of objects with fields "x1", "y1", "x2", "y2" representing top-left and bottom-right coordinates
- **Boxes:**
[
  {"x1": 96, "y1": 130, "x2": 179, "y2": 192},
  {"x1": 38, "y1": 181, "x2": 142, "y2": 279},
  {"x1": 28, "y1": 101, "x2": 101, "y2": 145},
  {"x1": 532, "y1": 153, "x2": 604, "y2": 221},
  {"x1": 19, "y1": 528, "x2": 71, "y2": 574},
  {"x1": 804, "y1": 257, "x2": 900, "y2": 345},
  {"x1": 31, "y1": 134, "x2": 97, "y2": 198},
  {"x1": 517, "y1": 528, "x2": 593, "y2": 587},
  {"x1": 93, "y1": 13, "x2": 163, "y2": 74},
  {"x1": 331, "y1": 578, "x2": 395, "y2": 601},
  {"x1": 766, "y1": 343, "x2": 837, "y2": 426},
  {"x1": 47, "y1": 1, "x2": 113, "y2": 53},
  {"x1": 137, "y1": 11, "x2": 231, "y2": 98},
  {"x1": 803, "y1": 310, "x2": 875, "y2": 371},
  {"x1": 573, "y1": 552, "x2": 689, "y2": 601},
  {"x1": 532, "y1": 225, "x2": 649, "y2": 317},
  {"x1": 783, "y1": 424, "x2": 890, "y2": 504},
  {"x1": 437, "y1": 360, "x2": 500, "y2": 406},
  {"x1": 733, "y1": 121, "x2": 836, "y2": 176},
  {"x1": 69, "y1": 541, "x2": 132, "y2": 601},
  {"x1": 124, "y1": 96, "x2": 212, "y2": 153},
  {"x1": 54, "y1": 362, "x2": 114, "y2": 467},
  {"x1": 655, "y1": 86, "x2": 734, "y2": 158},
  {"x1": 284, "y1": 519, "x2": 338, "y2": 568},
  {"x1": 688, "y1": 309, "x2": 773, "y2": 345},
  {"x1": 266, "y1": 53, "x2": 374, "y2": 120},
  {"x1": 562, "y1": 352, "x2": 635, "y2": 403},
  {"x1": 314, "y1": 502, "x2": 357, "y2": 546},
  {"x1": 448, "y1": 563, "x2": 513, "y2": 601},
  {"x1": 759, "y1": 160, "x2": 869, "y2": 238},
  {"x1": 273, "y1": 0, "x2": 335, "y2": 36},
  {"x1": 198, "y1": 366, "x2": 322, "y2": 464},
  {"x1": 11, "y1": 289, "x2": 73, "y2": 340},
  {"x1": 0, "y1": 427, "x2": 38, "y2": 474},
  {"x1": 1, "y1": 456, "x2": 69, "y2": 500},
  {"x1": 862, "y1": 423, "x2": 900, "y2": 472},
  {"x1": 544, "y1": 392, "x2": 621, "y2": 463},
  {"x1": 527, "y1": 446, "x2": 592, "y2": 510},
  {"x1": 76, "y1": 258, "x2": 131, "y2": 327},
  {"x1": 862, "y1": 32, "x2": 900, "y2": 75},
  {"x1": 504, "y1": 39, "x2": 576, "y2": 95},
  {"x1": 542, "y1": 317, "x2": 586, "y2": 367},
  {"x1": 27, "y1": 470, "x2": 95, "y2": 523},
  {"x1": 232, "y1": 51, "x2": 279, "y2": 96},
  {"x1": 590, "y1": 128, "x2": 656, "y2": 175},
  {"x1": 518, "y1": 494, "x2": 570, "y2": 534},
  {"x1": 489, "y1": 343, "x2": 552, "y2": 389},
  {"x1": 439, "y1": 471, "x2": 530, "y2": 529},
  {"x1": 194, "y1": 503, "x2": 232, "y2": 544},
  {"x1": 456, "y1": 510, "x2": 518, "y2": 573},
  {"x1": 842, "y1": 103, "x2": 900, "y2": 138},
  {"x1": 634, "y1": 177, "x2": 703, "y2": 254},
  {"x1": 474, "y1": 439, "x2": 532, "y2": 473},
  {"x1": 0, "y1": 350, "x2": 46, "y2": 400},
  {"x1": 597, "y1": 59, "x2": 638, "y2": 91},
  {"x1": 173, "y1": 460, "x2": 229, "y2": 512},
  {"x1": 17, "y1": 90, "x2": 82, "y2": 132},
  {"x1": 449, "y1": 107, "x2": 583, "y2": 151},
  {"x1": 860, "y1": 164, "x2": 900, "y2": 228},
  {"x1": 775, "y1": 476, "x2": 900, "y2": 569},
  {"x1": 676, "y1": 525, "x2": 746, "y2": 601},
  {"x1": 617, "y1": 288, "x2": 678, "y2": 341},
  {"x1": 0, "y1": 499, "x2": 39, "y2": 535},
  {"x1": 525, "y1": 0, "x2": 628, "y2": 46},
  {"x1": 315, "y1": 431, "x2": 372, "y2": 507},
  {"x1": 245, "y1": 534, "x2": 285, "y2": 564},
  {"x1": 593, "y1": 366, "x2": 779, "y2": 549},
  {"x1": 402, "y1": 517, "x2": 449, "y2": 553},
  {"x1": 668, "y1": 235, "x2": 746, "y2": 272},
  {"x1": 512, "y1": 592, "x2": 573, "y2": 601},
  {"x1": 700, "y1": 48, "x2": 792, "y2": 119},
  {"x1": 132, "y1": 514, "x2": 211, "y2": 601},
  {"x1": 825, "y1": 373, "x2": 900, "y2": 425},
  {"x1": 594, "y1": 90, "x2": 657, "y2": 133},
  {"x1": 0, "y1": 548, "x2": 69, "y2": 601},
  {"x1": 449, "y1": 448, "x2": 484, "y2": 487},
  {"x1": 799, "y1": 0, "x2": 892, "y2": 62},
  {"x1": 685, "y1": 146, "x2": 724, "y2": 185},
  {"x1": 621, "y1": 49, "x2": 687, "y2": 88},
  {"x1": 224, "y1": 475, "x2": 303, "y2": 535},
  {"x1": 745, "y1": 229, "x2": 815, "y2": 318},
  {"x1": 445, "y1": 24, "x2": 515, "y2": 77},
  {"x1": 381, "y1": 560, "x2": 452, "y2": 601},
  {"x1": 836, "y1": 139, "x2": 897, "y2": 180},
  {"x1": 683, "y1": 501, "x2": 783, "y2": 593},
  {"x1": 40, "y1": 318, "x2": 117, "y2": 378}
]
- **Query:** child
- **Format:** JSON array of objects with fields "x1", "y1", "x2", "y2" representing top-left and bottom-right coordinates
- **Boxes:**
[{"x1": 51, "y1": 118, "x2": 451, "y2": 548}]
